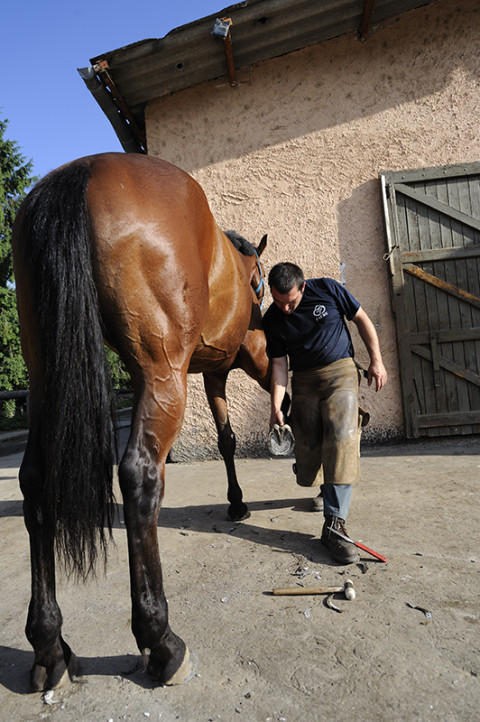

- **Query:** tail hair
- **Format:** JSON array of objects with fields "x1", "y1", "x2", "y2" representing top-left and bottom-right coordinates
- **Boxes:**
[{"x1": 21, "y1": 161, "x2": 116, "y2": 578}]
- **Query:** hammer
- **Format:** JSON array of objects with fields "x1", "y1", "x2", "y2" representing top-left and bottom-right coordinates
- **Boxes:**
[{"x1": 272, "y1": 579, "x2": 355, "y2": 600}]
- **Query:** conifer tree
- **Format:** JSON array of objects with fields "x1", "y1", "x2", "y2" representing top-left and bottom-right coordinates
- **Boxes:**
[{"x1": 0, "y1": 117, "x2": 36, "y2": 409}]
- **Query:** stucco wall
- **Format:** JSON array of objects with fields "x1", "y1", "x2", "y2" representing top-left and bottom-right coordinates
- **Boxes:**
[{"x1": 145, "y1": 0, "x2": 480, "y2": 459}]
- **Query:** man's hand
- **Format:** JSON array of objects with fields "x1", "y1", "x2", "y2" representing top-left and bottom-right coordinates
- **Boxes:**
[
  {"x1": 367, "y1": 360, "x2": 388, "y2": 392},
  {"x1": 352, "y1": 308, "x2": 387, "y2": 393},
  {"x1": 270, "y1": 408, "x2": 285, "y2": 428}
]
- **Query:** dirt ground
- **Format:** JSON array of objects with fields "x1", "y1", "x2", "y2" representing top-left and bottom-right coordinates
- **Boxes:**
[{"x1": 0, "y1": 431, "x2": 479, "y2": 722}]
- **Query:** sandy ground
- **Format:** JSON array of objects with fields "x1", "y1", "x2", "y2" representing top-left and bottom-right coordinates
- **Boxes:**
[{"x1": 0, "y1": 433, "x2": 479, "y2": 722}]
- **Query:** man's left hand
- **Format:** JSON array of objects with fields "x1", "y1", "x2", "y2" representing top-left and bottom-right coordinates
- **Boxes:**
[{"x1": 367, "y1": 361, "x2": 388, "y2": 391}]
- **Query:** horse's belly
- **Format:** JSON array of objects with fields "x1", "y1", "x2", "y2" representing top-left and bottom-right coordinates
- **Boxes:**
[{"x1": 187, "y1": 335, "x2": 239, "y2": 373}]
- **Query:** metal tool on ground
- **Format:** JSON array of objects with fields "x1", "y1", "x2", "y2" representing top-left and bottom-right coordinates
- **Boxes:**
[
  {"x1": 327, "y1": 526, "x2": 387, "y2": 563},
  {"x1": 273, "y1": 578, "x2": 355, "y2": 599}
]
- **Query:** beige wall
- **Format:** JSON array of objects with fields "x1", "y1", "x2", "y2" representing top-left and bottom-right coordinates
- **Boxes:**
[{"x1": 146, "y1": 0, "x2": 480, "y2": 459}]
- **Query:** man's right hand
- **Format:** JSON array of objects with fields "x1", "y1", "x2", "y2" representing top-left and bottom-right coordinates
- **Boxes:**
[{"x1": 270, "y1": 409, "x2": 285, "y2": 428}]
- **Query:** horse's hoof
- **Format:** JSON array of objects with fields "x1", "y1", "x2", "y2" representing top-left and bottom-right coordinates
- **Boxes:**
[
  {"x1": 31, "y1": 664, "x2": 48, "y2": 692},
  {"x1": 163, "y1": 647, "x2": 197, "y2": 685},
  {"x1": 228, "y1": 505, "x2": 250, "y2": 522},
  {"x1": 51, "y1": 651, "x2": 77, "y2": 689},
  {"x1": 30, "y1": 650, "x2": 77, "y2": 692}
]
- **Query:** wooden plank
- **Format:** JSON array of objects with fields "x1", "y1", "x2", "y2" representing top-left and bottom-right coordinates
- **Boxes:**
[
  {"x1": 384, "y1": 182, "x2": 418, "y2": 437},
  {"x1": 433, "y1": 180, "x2": 459, "y2": 434},
  {"x1": 411, "y1": 344, "x2": 480, "y2": 387},
  {"x1": 402, "y1": 245, "x2": 480, "y2": 262},
  {"x1": 469, "y1": 176, "x2": 480, "y2": 220},
  {"x1": 417, "y1": 182, "x2": 441, "y2": 433},
  {"x1": 387, "y1": 162, "x2": 480, "y2": 185},
  {"x1": 462, "y1": 180, "x2": 479, "y2": 427},
  {"x1": 455, "y1": 179, "x2": 477, "y2": 429},
  {"x1": 417, "y1": 411, "x2": 480, "y2": 428},
  {"x1": 410, "y1": 327, "x2": 480, "y2": 344},
  {"x1": 402, "y1": 194, "x2": 430, "y2": 430},
  {"x1": 404, "y1": 265, "x2": 480, "y2": 309},
  {"x1": 395, "y1": 183, "x2": 480, "y2": 232},
  {"x1": 445, "y1": 179, "x2": 469, "y2": 419},
  {"x1": 430, "y1": 179, "x2": 453, "y2": 434}
]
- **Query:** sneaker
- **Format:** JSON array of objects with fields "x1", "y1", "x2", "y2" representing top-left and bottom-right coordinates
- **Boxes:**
[{"x1": 321, "y1": 516, "x2": 360, "y2": 564}]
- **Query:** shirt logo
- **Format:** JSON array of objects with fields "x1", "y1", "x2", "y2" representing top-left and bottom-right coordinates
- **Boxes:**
[{"x1": 313, "y1": 304, "x2": 327, "y2": 320}]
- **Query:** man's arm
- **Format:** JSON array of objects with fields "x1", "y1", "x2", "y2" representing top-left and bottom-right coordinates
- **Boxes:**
[
  {"x1": 351, "y1": 307, "x2": 388, "y2": 391},
  {"x1": 270, "y1": 356, "x2": 289, "y2": 427}
]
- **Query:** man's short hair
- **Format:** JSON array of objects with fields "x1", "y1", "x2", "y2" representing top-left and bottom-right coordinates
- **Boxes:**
[{"x1": 268, "y1": 262, "x2": 305, "y2": 294}]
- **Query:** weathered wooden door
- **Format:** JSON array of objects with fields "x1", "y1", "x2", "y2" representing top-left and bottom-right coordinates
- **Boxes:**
[{"x1": 380, "y1": 162, "x2": 480, "y2": 438}]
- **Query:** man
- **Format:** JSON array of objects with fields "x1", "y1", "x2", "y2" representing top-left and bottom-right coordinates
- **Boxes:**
[{"x1": 263, "y1": 262, "x2": 387, "y2": 564}]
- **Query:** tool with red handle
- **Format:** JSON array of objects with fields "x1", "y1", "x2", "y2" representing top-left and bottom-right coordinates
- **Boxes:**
[{"x1": 327, "y1": 526, "x2": 387, "y2": 563}]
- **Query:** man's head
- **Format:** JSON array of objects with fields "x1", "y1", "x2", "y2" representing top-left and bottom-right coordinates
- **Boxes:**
[{"x1": 268, "y1": 262, "x2": 306, "y2": 314}]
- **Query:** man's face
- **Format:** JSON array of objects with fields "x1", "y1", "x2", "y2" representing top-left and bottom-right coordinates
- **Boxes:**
[{"x1": 271, "y1": 282, "x2": 305, "y2": 314}]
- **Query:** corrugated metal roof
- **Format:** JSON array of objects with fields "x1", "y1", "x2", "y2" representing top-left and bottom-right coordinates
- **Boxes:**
[{"x1": 83, "y1": 0, "x2": 439, "y2": 151}]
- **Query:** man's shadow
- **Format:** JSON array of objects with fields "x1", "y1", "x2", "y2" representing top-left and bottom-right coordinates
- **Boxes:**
[{"x1": 110, "y1": 492, "x2": 333, "y2": 566}]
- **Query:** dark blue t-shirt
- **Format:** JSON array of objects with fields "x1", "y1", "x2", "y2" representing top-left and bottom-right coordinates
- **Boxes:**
[{"x1": 263, "y1": 278, "x2": 360, "y2": 372}]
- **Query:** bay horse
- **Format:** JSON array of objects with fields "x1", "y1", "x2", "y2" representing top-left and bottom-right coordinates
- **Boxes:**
[{"x1": 11, "y1": 153, "x2": 276, "y2": 690}]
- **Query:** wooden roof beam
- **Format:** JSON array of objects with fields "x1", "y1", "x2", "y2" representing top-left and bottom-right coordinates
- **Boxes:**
[{"x1": 359, "y1": 0, "x2": 377, "y2": 41}]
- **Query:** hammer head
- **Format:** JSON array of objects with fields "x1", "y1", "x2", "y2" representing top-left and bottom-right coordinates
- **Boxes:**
[{"x1": 344, "y1": 579, "x2": 356, "y2": 600}]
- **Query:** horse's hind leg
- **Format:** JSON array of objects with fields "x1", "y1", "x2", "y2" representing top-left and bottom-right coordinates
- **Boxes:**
[
  {"x1": 203, "y1": 372, "x2": 250, "y2": 522},
  {"x1": 20, "y1": 398, "x2": 76, "y2": 690},
  {"x1": 118, "y1": 377, "x2": 193, "y2": 685}
]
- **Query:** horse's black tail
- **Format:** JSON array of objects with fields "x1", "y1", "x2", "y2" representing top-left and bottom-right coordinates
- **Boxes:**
[{"x1": 20, "y1": 161, "x2": 116, "y2": 578}]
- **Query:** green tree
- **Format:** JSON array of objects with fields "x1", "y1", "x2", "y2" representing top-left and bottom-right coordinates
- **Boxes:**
[
  {"x1": 0, "y1": 118, "x2": 35, "y2": 419},
  {"x1": 0, "y1": 285, "x2": 27, "y2": 387},
  {"x1": 105, "y1": 345, "x2": 131, "y2": 390},
  {"x1": 0, "y1": 117, "x2": 36, "y2": 286},
  {"x1": 0, "y1": 117, "x2": 130, "y2": 427}
]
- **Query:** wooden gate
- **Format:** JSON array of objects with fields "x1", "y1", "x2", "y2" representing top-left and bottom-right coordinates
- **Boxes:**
[{"x1": 380, "y1": 162, "x2": 480, "y2": 438}]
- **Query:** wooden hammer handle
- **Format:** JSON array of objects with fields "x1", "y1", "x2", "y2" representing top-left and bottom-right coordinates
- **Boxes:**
[{"x1": 272, "y1": 586, "x2": 344, "y2": 596}]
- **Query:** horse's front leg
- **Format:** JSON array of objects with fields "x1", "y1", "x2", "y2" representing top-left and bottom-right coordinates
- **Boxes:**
[
  {"x1": 118, "y1": 388, "x2": 193, "y2": 685},
  {"x1": 203, "y1": 372, "x2": 250, "y2": 521},
  {"x1": 20, "y1": 415, "x2": 76, "y2": 691}
]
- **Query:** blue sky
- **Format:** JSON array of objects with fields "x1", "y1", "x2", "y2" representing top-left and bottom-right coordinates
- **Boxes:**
[{"x1": 1, "y1": 1, "x2": 224, "y2": 179}]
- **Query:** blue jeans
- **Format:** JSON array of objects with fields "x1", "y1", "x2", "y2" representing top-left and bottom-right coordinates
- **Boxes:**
[{"x1": 321, "y1": 483, "x2": 352, "y2": 520}]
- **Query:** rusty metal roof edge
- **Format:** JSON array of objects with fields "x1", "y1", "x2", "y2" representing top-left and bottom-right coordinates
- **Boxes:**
[
  {"x1": 90, "y1": 0, "x2": 438, "y2": 82},
  {"x1": 88, "y1": 1, "x2": 254, "y2": 65},
  {"x1": 90, "y1": 0, "x2": 355, "y2": 67},
  {"x1": 83, "y1": 0, "x2": 441, "y2": 145}
]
